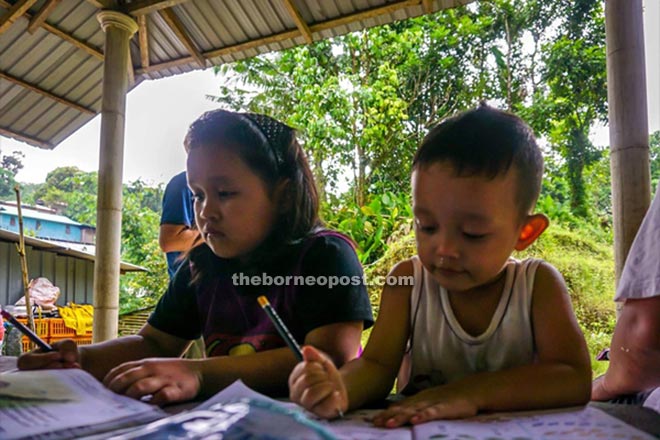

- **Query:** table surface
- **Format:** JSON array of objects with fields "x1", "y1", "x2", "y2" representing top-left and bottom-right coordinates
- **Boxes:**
[{"x1": 1, "y1": 355, "x2": 658, "y2": 437}]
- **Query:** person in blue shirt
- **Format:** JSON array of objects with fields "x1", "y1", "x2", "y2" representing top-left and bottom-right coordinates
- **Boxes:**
[{"x1": 159, "y1": 171, "x2": 199, "y2": 278}]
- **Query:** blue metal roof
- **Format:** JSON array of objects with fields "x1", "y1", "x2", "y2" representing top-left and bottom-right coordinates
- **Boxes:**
[{"x1": 0, "y1": 204, "x2": 86, "y2": 227}]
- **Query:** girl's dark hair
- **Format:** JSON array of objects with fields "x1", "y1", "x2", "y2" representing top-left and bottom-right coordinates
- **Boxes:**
[
  {"x1": 184, "y1": 109, "x2": 320, "y2": 274},
  {"x1": 413, "y1": 103, "x2": 543, "y2": 218}
]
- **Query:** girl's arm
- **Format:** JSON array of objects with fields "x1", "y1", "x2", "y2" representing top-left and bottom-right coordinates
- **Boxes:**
[
  {"x1": 289, "y1": 260, "x2": 414, "y2": 417},
  {"x1": 103, "y1": 319, "x2": 365, "y2": 405},
  {"x1": 197, "y1": 320, "x2": 365, "y2": 398},
  {"x1": 374, "y1": 261, "x2": 592, "y2": 427},
  {"x1": 81, "y1": 324, "x2": 190, "y2": 380},
  {"x1": 16, "y1": 323, "x2": 189, "y2": 381}
]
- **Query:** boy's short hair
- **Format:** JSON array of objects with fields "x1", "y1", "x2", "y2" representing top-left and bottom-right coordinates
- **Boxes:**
[{"x1": 413, "y1": 104, "x2": 543, "y2": 217}]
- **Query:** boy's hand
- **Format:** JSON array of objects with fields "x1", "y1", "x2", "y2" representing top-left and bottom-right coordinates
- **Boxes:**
[
  {"x1": 103, "y1": 358, "x2": 201, "y2": 406},
  {"x1": 289, "y1": 345, "x2": 347, "y2": 419},
  {"x1": 17, "y1": 339, "x2": 81, "y2": 370},
  {"x1": 372, "y1": 385, "x2": 478, "y2": 428}
]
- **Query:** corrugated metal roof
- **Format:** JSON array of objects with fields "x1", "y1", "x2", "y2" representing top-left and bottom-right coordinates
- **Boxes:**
[
  {"x1": 0, "y1": 204, "x2": 85, "y2": 226},
  {"x1": 0, "y1": 228, "x2": 146, "y2": 272},
  {"x1": 0, "y1": 0, "x2": 473, "y2": 149}
]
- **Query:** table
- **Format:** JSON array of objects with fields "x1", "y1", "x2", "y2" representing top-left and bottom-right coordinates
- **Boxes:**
[{"x1": 1, "y1": 355, "x2": 658, "y2": 438}]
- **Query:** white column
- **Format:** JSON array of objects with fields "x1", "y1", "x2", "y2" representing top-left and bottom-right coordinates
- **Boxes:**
[
  {"x1": 605, "y1": 0, "x2": 651, "y2": 285},
  {"x1": 94, "y1": 11, "x2": 138, "y2": 342}
]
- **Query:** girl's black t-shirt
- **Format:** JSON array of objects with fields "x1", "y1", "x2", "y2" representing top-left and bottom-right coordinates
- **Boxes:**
[{"x1": 148, "y1": 231, "x2": 374, "y2": 357}]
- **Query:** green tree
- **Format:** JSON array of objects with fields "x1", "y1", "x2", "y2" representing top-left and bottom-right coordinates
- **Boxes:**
[
  {"x1": 650, "y1": 131, "x2": 660, "y2": 191},
  {"x1": 0, "y1": 149, "x2": 24, "y2": 199},
  {"x1": 210, "y1": 9, "x2": 491, "y2": 204},
  {"x1": 525, "y1": 0, "x2": 607, "y2": 218}
]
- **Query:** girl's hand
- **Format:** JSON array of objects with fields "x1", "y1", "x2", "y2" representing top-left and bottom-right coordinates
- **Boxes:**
[
  {"x1": 17, "y1": 339, "x2": 81, "y2": 370},
  {"x1": 372, "y1": 386, "x2": 478, "y2": 428},
  {"x1": 288, "y1": 345, "x2": 347, "y2": 419},
  {"x1": 103, "y1": 358, "x2": 202, "y2": 406}
]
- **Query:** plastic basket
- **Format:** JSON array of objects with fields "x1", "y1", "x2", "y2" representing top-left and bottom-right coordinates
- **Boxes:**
[
  {"x1": 49, "y1": 318, "x2": 91, "y2": 337},
  {"x1": 48, "y1": 335, "x2": 93, "y2": 346},
  {"x1": 16, "y1": 318, "x2": 50, "y2": 337}
]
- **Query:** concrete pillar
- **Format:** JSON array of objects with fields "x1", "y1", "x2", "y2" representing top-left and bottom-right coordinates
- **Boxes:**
[
  {"x1": 94, "y1": 11, "x2": 137, "y2": 342},
  {"x1": 605, "y1": 0, "x2": 651, "y2": 286}
]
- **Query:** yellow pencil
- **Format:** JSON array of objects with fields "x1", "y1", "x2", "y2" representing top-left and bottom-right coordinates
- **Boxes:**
[{"x1": 257, "y1": 295, "x2": 303, "y2": 361}]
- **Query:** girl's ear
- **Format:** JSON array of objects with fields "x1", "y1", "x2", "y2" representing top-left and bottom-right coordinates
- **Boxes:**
[{"x1": 515, "y1": 213, "x2": 549, "y2": 251}]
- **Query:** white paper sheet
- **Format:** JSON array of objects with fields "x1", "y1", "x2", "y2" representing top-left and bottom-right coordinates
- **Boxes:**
[
  {"x1": 642, "y1": 387, "x2": 660, "y2": 414},
  {"x1": 412, "y1": 406, "x2": 655, "y2": 440},
  {"x1": 0, "y1": 369, "x2": 165, "y2": 440},
  {"x1": 199, "y1": 382, "x2": 411, "y2": 440},
  {"x1": 0, "y1": 370, "x2": 78, "y2": 400}
]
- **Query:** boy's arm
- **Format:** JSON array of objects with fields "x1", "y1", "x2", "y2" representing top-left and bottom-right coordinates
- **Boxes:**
[
  {"x1": 341, "y1": 260, "x2": 414, "y2": 410},
  {"x1": 289, "y1": 260, "x2": 414, "y2": 417},
  {"x1": 452, "y1": 261, "x2": 591, "y2": 412},
  {"x1": 374, "y1": 261, "x2": 592, "y2": 427}
]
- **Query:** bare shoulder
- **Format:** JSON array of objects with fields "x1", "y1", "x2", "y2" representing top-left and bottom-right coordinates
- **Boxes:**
[
  {"x1": 388, "y1": 257, "x2": 415, "y2": 277},
  {"x1": 533, "y1": 260, "x2": 569, "y2": 296}
]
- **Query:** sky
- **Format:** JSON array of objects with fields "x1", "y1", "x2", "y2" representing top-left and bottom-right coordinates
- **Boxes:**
[{"x1": 1, "y1": 1, "x2": 659, "y2": 185}]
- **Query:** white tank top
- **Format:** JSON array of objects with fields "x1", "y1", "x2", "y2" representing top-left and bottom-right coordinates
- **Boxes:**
[{"x1": 401, "y1": 256, "x2": 542, "y2": 394}]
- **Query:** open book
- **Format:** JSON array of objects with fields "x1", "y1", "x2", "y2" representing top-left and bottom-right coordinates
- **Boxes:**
[
  {"x1": 1, "y1": 369, "x2": 655, "y2": 440},
  {"x1": 0, "y1": 369, "x2": 165, "y2": 440}
]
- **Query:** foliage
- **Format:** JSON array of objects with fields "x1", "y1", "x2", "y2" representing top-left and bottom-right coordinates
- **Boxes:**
[
  {"x1": 523, "y1": 0, "x2": 607, "y2": 218},
  {"x1": 0, "y1": 149, "x2": 24, "y2": 199},
  {"x1": 322, "y1": 191, "x2": 412, "y2": 264},
  {"x1": 650, "y1": 131, "x2": 660, "y2": 191},
  {"x1": 210, "y1": 9, "x2": 494, "y2": 204},
  {"x1": 0, "y1": 168, "x2": 17, "y2": 200}
]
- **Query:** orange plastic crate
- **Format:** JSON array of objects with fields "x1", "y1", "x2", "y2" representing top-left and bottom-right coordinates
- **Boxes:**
[
  {"x1": 48, "y1": 335, "x2": 92, "y2": 346},
  {"x1": 16, "y1": 318, "x2": 50, "y2": 337},
  {"x1": 49, "y1": 318, "x2": 91, "y2": 337}
]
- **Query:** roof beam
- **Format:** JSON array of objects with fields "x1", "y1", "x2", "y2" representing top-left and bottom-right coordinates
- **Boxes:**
[
  {"x1": 312, "y1": 0, "x2": 424, "y2": 31},
  {"x1": 127, "y1": 47, "x2": 135, "y2": 86},
  {"x1": 0, "y1": 70, "x2": 96, "y2": 115},
  {"x1": 0, "y1": 127, "x2": 53, "y2": 149},
  {"x1": 0, "y1": 0, "x2": 104, "y2": 60},
  {"x1": 126, "y1": 0, "x2": 191, "y2": 16},
  {"x1": 136, "y1": 28, "x2": 300, "y2": 75},
  {"x1": 158, "y1": 7, "x2": 205, "y2": 67},
  {"x1": 27, "y1": 0, "x2": 60, "y2": 34},
  {"x1": 422, "y1": 0, "x2": 434, "y2": 14},
  {"x1": 138, "y1": 14, "x2": 149, "y2": 68},
  {"x1": 0, "y1": 0, "x2": 37, "y2": 34},
  {"x1": 282, "y1": 0, "x2": 312, "y2": 44},
  {"x1": 137, "y1": 0, "x2": 464, "y2": 75}
]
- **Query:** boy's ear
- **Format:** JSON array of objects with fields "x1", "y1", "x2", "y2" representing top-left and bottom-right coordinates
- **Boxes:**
[{"x1": 514, "y1": 214, "x2": 549, "y2": 251}]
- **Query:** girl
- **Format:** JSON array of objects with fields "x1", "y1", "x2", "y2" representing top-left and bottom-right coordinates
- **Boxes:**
[
  {"x1": 18, "y1": 110, "x2": 373, "y2": 405},
  {"x1": 289, "y1": 105, "x2": 591, "y2": 426}
]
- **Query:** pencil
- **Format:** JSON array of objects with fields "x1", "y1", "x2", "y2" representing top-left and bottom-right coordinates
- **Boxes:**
[
  {"x1": 257, "y1": 295, "x2": 303, "y2": 361},
  {"x1": 0, "y1": 308, "x2": 53, "y2": 352}
]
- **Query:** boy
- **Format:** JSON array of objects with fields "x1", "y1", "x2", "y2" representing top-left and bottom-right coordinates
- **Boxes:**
[{"x1": 289, "y1": 104, "x2": 591, "y2": 427}]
